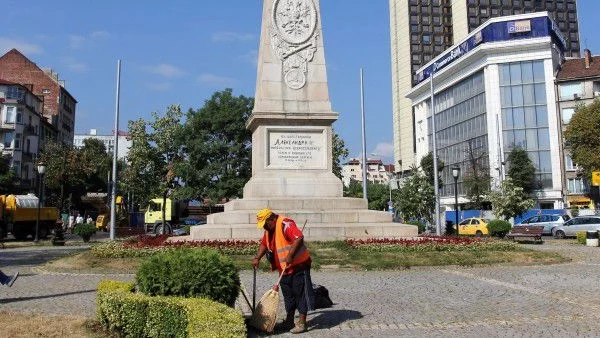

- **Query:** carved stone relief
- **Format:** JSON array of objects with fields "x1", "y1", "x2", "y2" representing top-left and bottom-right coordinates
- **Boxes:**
[{"x1": 271, "y1": 0, "x2": 318, "y2": 90}]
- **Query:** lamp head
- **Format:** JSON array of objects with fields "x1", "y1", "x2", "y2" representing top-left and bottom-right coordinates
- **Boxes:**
[
  {"x1": 36, "y1": 162, "x2": 46, "y2": 175},
  {"x1": 451, "y1": 166, "x2": 460, "y2": 179}
]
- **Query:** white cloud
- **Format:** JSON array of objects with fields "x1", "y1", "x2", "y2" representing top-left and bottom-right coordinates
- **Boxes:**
[
  {"x1": 197, "y1": 73, "x2": 236, "y2": 86},
  {"x1": 142, "y1": 64, "x2": 186, "y2": 78},
  {"x1": 0, "y1": 38, "x2": 43, "y2": 55},
  {"x1": 212, "y1": 32, "x2": 256, "y2": 42},
  {"x1": 371, "y1": 142, "x2": 394, "y2": 158},
  {"x1": 62, "y1": 57, "x2": 89, "y2": 73},
  {"x1": 69, "y1": 35, "x2": 86, "y2": 49},
  {"x1": 90, "y1": 30, "x2": 110, "y2": 39},
  {"x1": 147, "y1": 82, "x2": 172, "y2": 91},
  {"x1": 68, "y1": 31, "x2": 111, "y2": 49},
  {"x1": 238, "y1": 49, "x2": 258, "y2": 66}
]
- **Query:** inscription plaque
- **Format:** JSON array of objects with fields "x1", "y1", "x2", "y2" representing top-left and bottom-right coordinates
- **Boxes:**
[{"x1": 268, "y1": 129, "x2": 326, "y2": 169}]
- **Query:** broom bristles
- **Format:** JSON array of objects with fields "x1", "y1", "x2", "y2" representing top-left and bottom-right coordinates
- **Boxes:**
[{"x1": 249, "y1": 288, "x2": 280, "y2": 332}]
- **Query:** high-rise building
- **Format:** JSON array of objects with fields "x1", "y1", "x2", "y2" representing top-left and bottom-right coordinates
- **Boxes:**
[{"x1": 390, "y1": 0, "x2": 579, "y2": 171}]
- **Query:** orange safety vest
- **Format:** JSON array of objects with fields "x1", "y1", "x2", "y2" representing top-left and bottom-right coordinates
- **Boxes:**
[{"x1": 266, "y1": 215, "x2": 310, "y2": 271}]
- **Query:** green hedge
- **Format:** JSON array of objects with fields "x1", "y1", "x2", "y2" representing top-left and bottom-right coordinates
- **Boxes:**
[
  {"x1": 136, "y1": 248, "x2": 240, "y2": 307},
  {"x1": 487, "y1": 220, "x2": 512, "y2": 238},
  {"x1": 97, "y1": 280, "x2": 246, "y2": 338},
  {"x1": 576, "y1": 231, "x2": 587, "y2": 245}
]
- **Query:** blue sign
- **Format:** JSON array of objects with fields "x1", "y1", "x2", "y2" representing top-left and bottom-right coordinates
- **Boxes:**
[{"x1": 416, "y1": 16, "x2": 565, "y2": 85}]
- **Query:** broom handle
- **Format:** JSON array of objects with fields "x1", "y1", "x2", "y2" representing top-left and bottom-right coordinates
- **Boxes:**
[
  {"x1": 301, "y1": 219, "x2": 307, "y2": 232},
  {"x1": 253, "y1": 267, "x2": 257, "y2": 312}
]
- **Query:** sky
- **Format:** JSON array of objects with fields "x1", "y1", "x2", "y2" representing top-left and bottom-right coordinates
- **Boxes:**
[{"x1": 1, "y1": 1, "x2": 600, "y2": 165}]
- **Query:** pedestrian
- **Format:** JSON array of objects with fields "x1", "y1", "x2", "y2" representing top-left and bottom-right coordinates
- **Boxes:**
[
  {"x1": 0, "y1": 269, "x2": 18, "y2": 287},
  {"x1": 76, "y1": 213, "x2": 84, "y2": 225},
  {"x1": 86, "y1": 215, "x2": 93, "y2": 224},
  {"x1": 68, "y1": 214, "x2": 75, "y2": 233},
  {"x1": 252, "y1": 208, "x2": 314, "y2": 334}
]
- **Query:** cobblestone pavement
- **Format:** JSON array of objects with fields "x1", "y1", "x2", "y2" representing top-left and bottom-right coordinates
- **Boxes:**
[{"x1": 2, "y1": 239, "x2": 600, "y2": 337}]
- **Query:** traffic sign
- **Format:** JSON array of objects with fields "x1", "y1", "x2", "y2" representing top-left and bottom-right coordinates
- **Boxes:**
[{"x1": 592, "y1": 172, "x2": 600, "y2": 186}]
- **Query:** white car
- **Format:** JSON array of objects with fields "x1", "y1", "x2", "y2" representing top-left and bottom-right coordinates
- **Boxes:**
[
  {"x1": 553, "y1": 216, "x2": 600, "y2": 239},
  {"x1": 516, "y1": 214, "x2": 570, "y2": 236}
]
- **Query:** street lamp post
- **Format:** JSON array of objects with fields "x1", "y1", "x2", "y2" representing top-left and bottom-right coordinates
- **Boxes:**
[
  {"x1": 34, "y1": 162, "x2": 46, "y2": 243},
  {"x1": 452, "y1": 166, "x2": 461, "y2": 236}
]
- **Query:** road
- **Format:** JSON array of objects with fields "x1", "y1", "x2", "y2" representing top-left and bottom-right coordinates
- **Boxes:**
[{"x1": 1, "y1": 240, "x2": 600, "y2": 337}]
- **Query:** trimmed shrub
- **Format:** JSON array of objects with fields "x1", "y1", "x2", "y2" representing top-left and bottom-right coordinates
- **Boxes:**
[
  {"x1": 97, "y1": 280, "x2": 246, "y2": 338},
  {"x1": 136, "y1": 248, "x2": 240, "y2": 307},
  {"x1": 576, "y1": 231, "x2": 587, "y2": 245},
  {"x1": 487, "y1": 220, "x2": 512, "y2": 238},
  {"x1": 406, "y1": 220, "x2": 426, "y2": 234},
  {"x1": 73, "y1": 223, "x2": 97, "y2": 242}
]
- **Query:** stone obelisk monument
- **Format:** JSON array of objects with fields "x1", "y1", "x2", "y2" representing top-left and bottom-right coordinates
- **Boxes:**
[{"x1": 191, "y1": 0, "x2": 416, "y2": 240}]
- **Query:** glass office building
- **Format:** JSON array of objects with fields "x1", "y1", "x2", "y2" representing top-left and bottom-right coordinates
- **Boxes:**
[{"x1": 407, "y1": 13, "x2": 565, "y2": 209}]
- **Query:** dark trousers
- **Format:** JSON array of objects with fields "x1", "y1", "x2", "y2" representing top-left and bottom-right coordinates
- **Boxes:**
[
  {"x1": 0, "y1": 269, "x2": 10, "y2": 285},
  {"x1": 280, "y1": 269, "x2": 315, "y2": 315}
]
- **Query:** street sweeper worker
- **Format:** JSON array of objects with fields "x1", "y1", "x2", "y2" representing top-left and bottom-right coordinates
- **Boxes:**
[{"x1": 252, "y1": 208, "x2": 315, "y2": 334}]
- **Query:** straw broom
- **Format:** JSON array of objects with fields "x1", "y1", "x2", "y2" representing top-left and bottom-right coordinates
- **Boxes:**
[{"x1": 248, "y1": 268, "x2": 287, "y2": 333}]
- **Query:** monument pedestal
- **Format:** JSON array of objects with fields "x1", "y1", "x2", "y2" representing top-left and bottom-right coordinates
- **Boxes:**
[
  {"x1": 190, "y1": 197, "x2": 417, "y2": 241},
  {"x1": 189, "y1": 0, "x2": 417, "y2": 240}
]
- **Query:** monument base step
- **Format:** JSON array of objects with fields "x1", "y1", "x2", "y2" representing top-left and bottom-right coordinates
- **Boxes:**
[{"x1": 190, "y1": 222, "x2": 418, "y2": 241}]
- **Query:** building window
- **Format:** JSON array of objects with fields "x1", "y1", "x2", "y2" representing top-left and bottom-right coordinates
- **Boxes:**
[
  {"x1": 567, "y1": 178, "x2": 587, "y2": 194},
  {"x1": 500, "y1": 60, "x2": 552, "y2": 189},
  {"x1": 558, "y1": 82, "x2": 583, "y2": 100},
  {"x1": 565, "y1": 154, "x2": 577, "y2": 171},
  {"x1": 14, "y1": 133, "x2": 21, "y2": 149},
  {"x1": 562, "y1": 107, "x2": 575, "y2": 124},
  {"x1": 3, "y1": 132, "x2": 14, "y2": 148},
  {"x1": 427, "y1": 71, "x2": 487, "y2": 197},
  {"x1": 5, "y1": 106, "x2": 15, "y2": 123},
  {"x1": 12, "y1": 161, "x2": 21, "y2": 176},
  {"x1": 42, "y1": 89, "x2": 50, "y2": 94},
  {"x1": 6, "y1": 86, "x2": 24, "y2": 100}
]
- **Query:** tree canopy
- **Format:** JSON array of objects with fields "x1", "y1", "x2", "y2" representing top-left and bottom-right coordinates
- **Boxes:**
[
  {"x1": 506, "y1": 147, "x2": 536, "y2": 195},
  {"x1": 420, "y1": 152, "x2": 444, "y2": 188},
  {"x1": 488, "y1": 178, "x2": 534, "y2": 221},
  {"x1": 176, "y1": 89, "x2": 253, "y2": 203},
  {"x1": 564, "y1": 99, "x2": 600, "y2": 178}
]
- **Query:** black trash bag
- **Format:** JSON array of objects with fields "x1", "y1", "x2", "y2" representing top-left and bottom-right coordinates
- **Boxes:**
[{"x1": 313, "y1": 283, "x2": 333, "y2": 309}]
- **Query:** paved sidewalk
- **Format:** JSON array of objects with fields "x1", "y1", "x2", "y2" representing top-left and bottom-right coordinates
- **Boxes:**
[{"x1": 1, "y1": 240, "x2": 600, "y2": 337}]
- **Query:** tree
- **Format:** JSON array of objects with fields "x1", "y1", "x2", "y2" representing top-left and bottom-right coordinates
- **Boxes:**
[
  {"x1": 40, "y1": 141, "x2": 94, "y2": 212},
  {"x1": 81, "y1": 138, "x2": 111, "y2": 193},
  {"x1": 149, "y1": 105, "x2": 185, "y2": 234},
  {"x1": 462, "y1": 140, "x2": 491, "y2": 209},
  {"x1": 177, "y1": 89, "x2": 253, "y2": 203},
  {"x1": 122, "y1": 119, "x2": 162, "y2": 210},
  {"x1": 332, "y1": 129, "x2": 349, "y2": 180},
  {"x1": 488, "y1": 178, "x2": 534, "y2": 221},
  {"x1": 343, "y1": 179, "x2": 393, "y2": 211},
  {"x1": 420, "y1": 152, "x2": 445, "y2": 188},
  {"x1": 393, "y1": 168, "x2": 435, "y2": 224},
  {"x1": 0, "y1": 155, "x2": 18, "y2": 194},
  {"x1": 564, "y1": 99, "x2": 600, "y2": 178},
  {"x1": 506, "y1": 147, "x2": 536, "y2": 195}
]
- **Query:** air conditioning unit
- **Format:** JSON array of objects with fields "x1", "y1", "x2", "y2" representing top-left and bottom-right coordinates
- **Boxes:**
[{"x1": 573, "y1": 93, "x2": 581, "y2": 100}]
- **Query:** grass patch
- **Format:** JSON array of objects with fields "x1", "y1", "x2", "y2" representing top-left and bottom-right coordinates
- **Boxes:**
[
  {"x1": 0, "y1": 311, "x2": 114, "y2": 337},
  {"x1": 42, "y1": 238, "x2": 568, "y2": 274}
]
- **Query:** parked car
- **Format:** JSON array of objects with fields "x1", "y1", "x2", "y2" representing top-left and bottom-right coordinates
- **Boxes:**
[
  {"x1": 455, "y1": 218, "x2": 490, "y2": 236},
  {"x1": 515, "y1": 214, "x2": 570, "y2": 236},
  {"x1": 553, "y1": 216, "x2": 600, "y2": 239}
]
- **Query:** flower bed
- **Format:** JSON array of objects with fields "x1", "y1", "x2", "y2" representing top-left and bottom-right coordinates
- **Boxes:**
[
  {"x1": 344, "y1": 236, "x2": 518, "y2": 253},
  {"x1": 91, "y1": 235, "x2": 259, "y2": 258}
]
